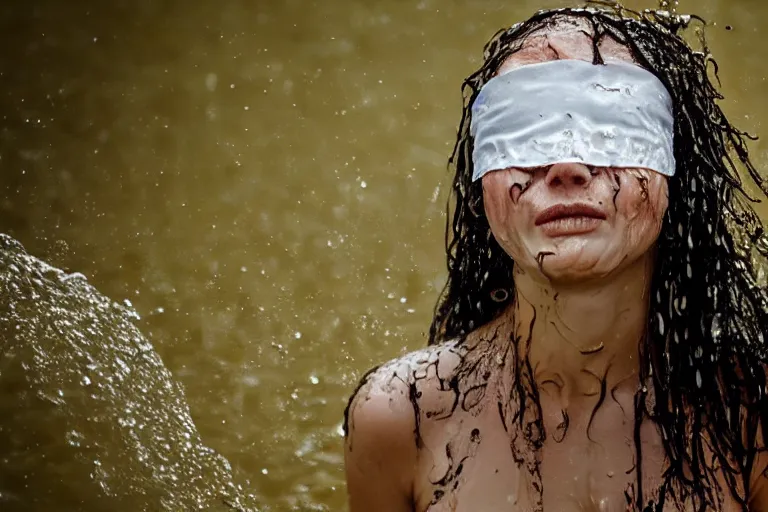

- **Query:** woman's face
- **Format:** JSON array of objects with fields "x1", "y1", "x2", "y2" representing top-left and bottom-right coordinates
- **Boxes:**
[{"x1": 482, "y1": 24, "x2": 669, "y2": 284}]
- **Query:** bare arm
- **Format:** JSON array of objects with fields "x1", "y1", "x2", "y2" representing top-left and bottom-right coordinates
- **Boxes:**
[
  {"x1": 344, "y1": 368, "x2": 417, "y2": 512},
  {"x1": 746, "y1": 418, "x2": 768, "y2": 510},
  {"x1": 749, "y1": 461, "x2": 768, "y2": 511}
]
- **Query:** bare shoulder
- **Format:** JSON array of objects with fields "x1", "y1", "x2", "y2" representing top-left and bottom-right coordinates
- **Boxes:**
[
  {"x1": 343, "y1": 326, "x2": 506, "y2": 443},
  {"x1": 343, "y1": 340, "x2": 465, "y2": 441},
  {"x1": 343, "y1": 340, "x2": 461, "y2": 440},
  {"x1": 342, "y1": 330, "x2": 508, "y2": 511},
  {"x1": 342, "y1": 341, "x2": 465, "y2": 511}
]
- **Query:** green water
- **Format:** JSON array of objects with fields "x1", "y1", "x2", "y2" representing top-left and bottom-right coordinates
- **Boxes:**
[{"x1": 0, "y1": 0, "x2": 766, "y2": 510}]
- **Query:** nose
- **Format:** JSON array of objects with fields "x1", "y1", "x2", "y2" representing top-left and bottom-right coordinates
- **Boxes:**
[{"x1": 544, "y1": 163, "x2": 593, "y2": 189}]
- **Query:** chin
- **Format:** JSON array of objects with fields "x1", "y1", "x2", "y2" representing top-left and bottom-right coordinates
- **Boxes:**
[
  {"x1": 528, "y1": 241, "x2": 619, "y2": 283},
  {"x1": 540, "y1": 264, "x2": 608, "y2": 284}
]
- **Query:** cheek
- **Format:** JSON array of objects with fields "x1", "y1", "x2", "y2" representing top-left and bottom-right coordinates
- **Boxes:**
[
  {"x1": 616, "y1": 171, "x2": 668, "y2": 245},
  {"x1": 482, "y1": 171, "x2": 516, "y2": 225},
  {"x1": 482, "y1": 181, "x2": 509, "y2": 222},
  {"x1": 482, "y1": 192, "x2": 508, "y2": 244},
  {"x1": 481, "y1": 170, "x2": 532, "y2": 212},
  {"x1": 482, "y1": 173, "x2": 528, "y2": 248}
]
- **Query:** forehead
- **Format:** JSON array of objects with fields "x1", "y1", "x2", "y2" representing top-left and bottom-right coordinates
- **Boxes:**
[{"x1": 497, "y1": 18, "x2": 636, "y2": 75}]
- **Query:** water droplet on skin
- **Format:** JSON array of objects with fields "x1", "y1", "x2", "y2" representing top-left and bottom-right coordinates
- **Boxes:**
[{"x1": 696, "y1": 370, "x2": 702, "y2": 388}]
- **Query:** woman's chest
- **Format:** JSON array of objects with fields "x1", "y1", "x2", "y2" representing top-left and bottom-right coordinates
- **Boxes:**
[{"x1": 413, "y1": 410, "x2": 738, "y2": 512}]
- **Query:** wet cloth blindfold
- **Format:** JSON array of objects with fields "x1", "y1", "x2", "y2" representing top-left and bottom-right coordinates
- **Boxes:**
[{"x1": 470, "y1": 59, "x2": 676, "y2": 182}]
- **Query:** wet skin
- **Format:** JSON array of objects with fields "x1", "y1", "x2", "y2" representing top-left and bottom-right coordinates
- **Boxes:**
[{"x1": 344, "y1": 22, "x2": 768, "y2": 512}]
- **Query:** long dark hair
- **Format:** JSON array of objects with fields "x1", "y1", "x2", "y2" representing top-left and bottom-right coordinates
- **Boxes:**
[{"x1": 429, "y1": 4, "x2": 768, "y2": 511}]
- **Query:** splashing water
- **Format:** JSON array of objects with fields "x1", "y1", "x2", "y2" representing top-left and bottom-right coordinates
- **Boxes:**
[
  {"x1": 0, "y1": 235, "x2": 259, "y2": 511},
  {"x1": 657, "y1": 0, "x2": 679, "y2": 13}
]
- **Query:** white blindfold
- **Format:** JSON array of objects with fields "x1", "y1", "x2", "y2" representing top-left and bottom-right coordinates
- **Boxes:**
[{"x1": 470, "y1": 59, "x2": 676, "y2": 181}]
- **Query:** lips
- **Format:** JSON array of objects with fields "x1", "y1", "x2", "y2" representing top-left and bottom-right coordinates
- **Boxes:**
[
  {"x1": 534, "y1": 203, "x2": 607, "y2": 236},
  {"x1": 535, "y1": 203, "x2": 607, "y2": 226}
]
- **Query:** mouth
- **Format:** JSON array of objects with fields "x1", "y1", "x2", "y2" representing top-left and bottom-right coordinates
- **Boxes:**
[{"x1": 534, "y1": 203, "x2": 607, "y2": 236}]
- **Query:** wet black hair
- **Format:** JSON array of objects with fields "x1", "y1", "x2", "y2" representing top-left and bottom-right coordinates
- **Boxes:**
[{"x1": 428, "y1": 2, "x2": 768, "y2": 511}]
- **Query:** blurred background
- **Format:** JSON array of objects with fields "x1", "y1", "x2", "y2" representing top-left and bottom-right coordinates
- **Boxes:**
[{"x1": 0, "y1": 0, "x2": 765, "y2": 510}]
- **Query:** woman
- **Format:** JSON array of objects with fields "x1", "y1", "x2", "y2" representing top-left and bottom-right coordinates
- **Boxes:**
[{"x1": 344, "y1": 5, "x2": 768, "y2": 512}]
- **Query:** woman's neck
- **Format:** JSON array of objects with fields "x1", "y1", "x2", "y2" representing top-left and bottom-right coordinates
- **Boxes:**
[{"x1": 501, "y1": 251, "x2": 655, "y2": 400}]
